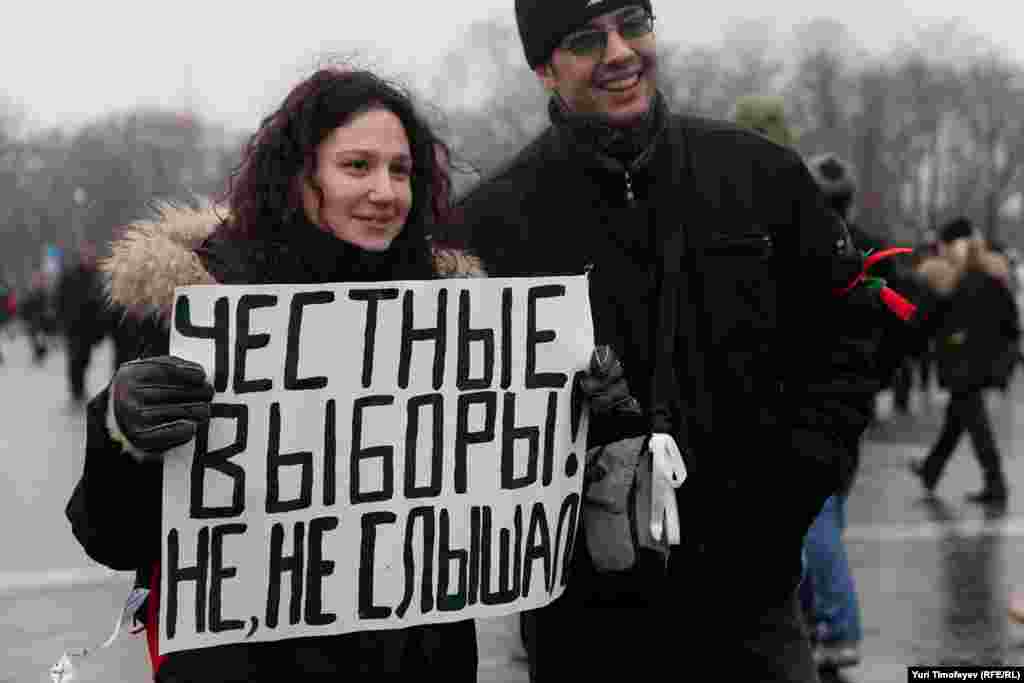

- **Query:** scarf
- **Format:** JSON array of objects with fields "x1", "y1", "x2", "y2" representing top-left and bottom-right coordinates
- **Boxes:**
[
  {"x1": 548, "y1": 90, "x2": 668, "y2": 174},
  {"x1": 262, "y1": 213, "x2": 434, "y2": 284}
]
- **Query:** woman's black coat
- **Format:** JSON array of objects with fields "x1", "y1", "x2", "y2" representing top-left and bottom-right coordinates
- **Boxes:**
[{"x1": 66, "y1": 206, "x2": 483, "y2": 682}]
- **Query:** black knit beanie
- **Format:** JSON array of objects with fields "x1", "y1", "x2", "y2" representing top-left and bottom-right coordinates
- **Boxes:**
[
  {"x1": 940, "y1": 217, "x2": 974, "y2": 244},
  {"x1": 515, "y1": 0, "x2": 654, "y2": 69},
  {"x1": 807, "y1": 153, "x2": 856, "y2": 218}
]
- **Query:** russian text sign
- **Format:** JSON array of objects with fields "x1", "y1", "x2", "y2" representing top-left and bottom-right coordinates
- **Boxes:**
[{"x1": 160, "y1": 276, "x2": 593, "y2": 653}]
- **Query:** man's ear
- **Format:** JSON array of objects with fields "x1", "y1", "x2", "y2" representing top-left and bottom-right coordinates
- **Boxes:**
[{"x1": 534, "y1": 63, "x2": 557, "y2": 92}]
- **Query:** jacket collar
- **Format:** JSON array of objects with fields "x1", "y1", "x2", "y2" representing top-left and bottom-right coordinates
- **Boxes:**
[{"x1": 547, "y1": 90, "x2": 668, "y2": 175}]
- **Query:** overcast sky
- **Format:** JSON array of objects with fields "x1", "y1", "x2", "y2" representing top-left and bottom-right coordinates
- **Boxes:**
[{"x1": 3, "y1": 0, "x2": 1021, "y2": 134}]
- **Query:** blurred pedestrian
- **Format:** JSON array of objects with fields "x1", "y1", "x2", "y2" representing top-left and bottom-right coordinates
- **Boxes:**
[
  {"x1": 19, "y1": 270, "x2": 57, "y2": 365},
  {"x1": 446, "y1": 2, "x2": 916, "y2": 680},
  {"x1": 66, "y1": 66, "x2": 484, "y2": 681},
  {"x1": 910, "y1": 233, "x2": 942, "y2": 402},
  {"x1": 0, "y1": 275, "x2": 15, "y2": 364},
  {"x1": 55, "y1": 242, "x2": 110, "y2": 403},
  {"x1": 910, "y1": 217, "x2": 1021, "y2": 505},
  {"x1": 732, "y1": 94, "x2": 797, "y2": 146},
  {"x1": 801, "y1": 153, "x2": 875, "y2": 671}
]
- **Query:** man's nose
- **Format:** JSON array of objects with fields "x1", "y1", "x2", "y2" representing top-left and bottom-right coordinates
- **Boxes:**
[{"x1": 603, "y1": 28, "x2": 637, "y2": 63}]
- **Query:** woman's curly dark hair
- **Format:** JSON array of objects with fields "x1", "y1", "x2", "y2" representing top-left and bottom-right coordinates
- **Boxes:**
[{"x1": 223, "y1": 68, "x2": 454, "y2": 251}]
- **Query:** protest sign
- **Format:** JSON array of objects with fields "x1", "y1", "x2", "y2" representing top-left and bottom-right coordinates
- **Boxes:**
[{"x1": 160, "y1": 275, "x2": 593, "y2": 653}]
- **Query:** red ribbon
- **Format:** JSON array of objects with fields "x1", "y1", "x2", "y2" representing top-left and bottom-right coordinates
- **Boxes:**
[
  {"x1": 881, "y1": 285, "x2": 917, "y2": 321},
  {"x1": 834, "y1": 247, "x2": 918, "y2": 321}
]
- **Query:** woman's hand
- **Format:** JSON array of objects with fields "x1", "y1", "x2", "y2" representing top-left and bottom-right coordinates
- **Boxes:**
[{"x1": 110, "y1": 355, "x2": 214, "y2": 459}]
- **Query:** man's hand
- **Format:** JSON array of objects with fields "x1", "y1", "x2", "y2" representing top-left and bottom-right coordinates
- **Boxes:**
[
  {"x1": 579, "y1": 345, "x2": 641, "y2": 415},
  {"x1": 111, "y1": 356, "x2": 214, "y2": 455}
]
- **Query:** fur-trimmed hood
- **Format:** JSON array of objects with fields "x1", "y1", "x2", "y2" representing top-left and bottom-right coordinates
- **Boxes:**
[
  {"x1": 103, "y1": 203, "x2": 485, "y2": 321},
  {"x1": 915, "y1": 242, "x2": 1011, "y2": 297}
]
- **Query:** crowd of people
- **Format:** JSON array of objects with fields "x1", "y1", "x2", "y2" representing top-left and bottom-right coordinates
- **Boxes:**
[
  {"x1": 1, "y1": 240, "x2": 142, "y2": 404},
  {"x1": 730, "y1": 92, "x2": 1023, "y2": 676},
  {"x1": 0, "y1": 1, "x2": 1008, "y2": 681}
]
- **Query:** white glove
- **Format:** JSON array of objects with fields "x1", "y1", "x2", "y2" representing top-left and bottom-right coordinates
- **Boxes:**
[{"x1": 649, "y1": 433, "x2": 687, "y2": 545}]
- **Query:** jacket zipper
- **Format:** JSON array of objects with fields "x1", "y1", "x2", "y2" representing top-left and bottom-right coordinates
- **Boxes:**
[
  {"x1": 707, "y1": 233, "x2": 773, "y2": 253},
  {"x1": 624, "y1": 170, "x2": 635, "y2": 206}
]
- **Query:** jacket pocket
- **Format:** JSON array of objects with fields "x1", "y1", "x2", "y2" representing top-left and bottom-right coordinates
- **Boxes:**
[
  {"x1": 706, "y1": 231, "x2": 774, "y2": 257},
  {"x1": 700, "y1": 230, "x2": 778, "y2": 347}
]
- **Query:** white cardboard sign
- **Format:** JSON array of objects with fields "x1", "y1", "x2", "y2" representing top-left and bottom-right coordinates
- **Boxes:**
[{"x1": 160, "y1": 276, "x2": 593, "y2": 654}]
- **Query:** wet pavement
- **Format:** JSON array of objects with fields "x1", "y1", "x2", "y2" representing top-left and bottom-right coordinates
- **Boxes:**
[
  {"x1": 0, "y1": 336, "x2": 528, "y2": 682},
  {"x1": 4, "y1": 331, "x2": 1024, "y2": 682},
  {"x1": 836, "y1": 381, "x2": 1024, "y2": 682}
]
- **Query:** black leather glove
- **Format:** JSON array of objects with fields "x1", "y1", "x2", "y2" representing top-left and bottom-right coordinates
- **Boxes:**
[
  {"x1": 578, "y1": 345, "x2": 641, "y2": 416},
  {"x1": 111, "y1": 355, "x2": 214, "y2": 454}
]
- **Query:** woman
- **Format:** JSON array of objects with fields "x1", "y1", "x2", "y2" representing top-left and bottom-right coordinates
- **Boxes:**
[
  {"x1": 910, "y1": 217, "x2": 1020, "y2": 505},
  {"x1": 65, "y1": 67, "x2": 483, "y2": 681}
]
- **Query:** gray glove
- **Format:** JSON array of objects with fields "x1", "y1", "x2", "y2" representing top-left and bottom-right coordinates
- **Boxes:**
[
  {"x1": 579, "y1": 345, "x2": 641, "y2": 416},
  {"x1": 111, "y1": 355, "x2": 214, "y2": 455}
]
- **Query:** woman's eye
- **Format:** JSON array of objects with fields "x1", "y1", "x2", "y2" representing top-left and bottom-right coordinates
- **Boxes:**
[
  {"x1": 391, "y1": 164, "x2": 412, "y2": 178},
  {"x1": 345, "y1": 159, "x2": 370, "y2": 172}
]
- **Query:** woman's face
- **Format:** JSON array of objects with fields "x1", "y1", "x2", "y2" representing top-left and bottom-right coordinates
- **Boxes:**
[{"x1": 302, "y1": 107, "x2": 413, "y2": 251}]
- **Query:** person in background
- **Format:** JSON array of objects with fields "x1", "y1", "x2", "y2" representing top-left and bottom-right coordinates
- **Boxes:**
[
  {"x1": 446, "y1": 2, "x2": 916, "y2": 680},
  {"x1": 0, "y1": 274, "x2": 15, "y2": 364},
  {"x1": 910, "y1": 217, "x2": 1020, "y2": 506},
  {"x1": 55, "y1": 242, "x2": 110, "y2": 403},
  {"x1": 732, "y1": 94, "x2": 797, "y2": 147},
  {"x1": 66, "y1": 66, "x2": 485, "y2": 682},
  {"x1": 20, "y1": 270, "x2": 60, "y2": 365},
  {"x1": 801, "y1": 153, "x2": 875, "y2": 672}
]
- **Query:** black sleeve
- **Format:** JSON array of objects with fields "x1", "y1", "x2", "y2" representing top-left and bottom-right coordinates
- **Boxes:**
[
  {"x1": 66, "y1": 388, "x2": 163, "y2": 571},
  {"x1": 776, "y1": 154, "x2": 890, "y2": 498}
]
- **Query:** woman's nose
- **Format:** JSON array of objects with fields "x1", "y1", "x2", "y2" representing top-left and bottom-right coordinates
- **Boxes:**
[{"x1": 369, "y1": 169, "x2": 396, "y2": 201}]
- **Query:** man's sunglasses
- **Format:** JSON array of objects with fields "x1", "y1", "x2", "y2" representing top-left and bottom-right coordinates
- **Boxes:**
[{"x1": 558, "y1": 10, "x2": 655, "y2": 58}]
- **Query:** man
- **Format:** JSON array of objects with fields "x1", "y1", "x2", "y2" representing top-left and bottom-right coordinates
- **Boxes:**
[
  {"x1": 801, "y1": 152, "x2": 898, "y2": 671},
  {"x1": 808, "y1": 154, "x2": 932, "y2": 416},
  {"x1": 56, "y1": 242, "x2": 111, "y2": 403},
  {"x1": 18, "y1": 271, "x2": 55, "y2": 365},
  {"x1": 446, "y1": 2, "x2": 907, "y2": 680},
  {"x1": 911, "y1": 217, "x2": 1018, "y2": 505},
  {"x1": 0, "y1": 275, "x2": 14, "y2": 364}
]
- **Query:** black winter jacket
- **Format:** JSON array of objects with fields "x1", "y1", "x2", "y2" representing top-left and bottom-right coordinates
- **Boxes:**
[
  {"x1": 936, "y1": 261, "x2": 1021, "y2": 393},
  {"x1": 448, "y1": 104, "x2": 898, "y2": 606},
  {"x1": 56, "y1": 261, "x2": 111, "y2": 344},
  {"x1": 65, "y1": 206, "x2": 482, "y2": 682}
]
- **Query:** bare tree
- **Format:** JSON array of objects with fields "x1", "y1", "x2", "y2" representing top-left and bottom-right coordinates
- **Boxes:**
[
  {"x1": 956, "y1": 56, "x2": 1024, "y2": 242},
  {"x1": 430, "y1": 18, "x2": 548, "y2": 183},
  {"x1": 662, "y1": 45, "x2": 735, "y2": 118},
  {"x1": 786, "y1": 19, "x2": 866, "y2": 158}
]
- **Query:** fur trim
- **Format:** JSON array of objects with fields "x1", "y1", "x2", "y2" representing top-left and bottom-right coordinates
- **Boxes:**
[
  {"x1": 103, "y1": 201, "x2": 487, "y2": 322},
  {"x1": 102, "y1": 202, "x2": 220, "y2": 320},
  {"x1": 916, "y1": 256, "x2": 960, "y2": 297},
  {"x1": 915, "y1": 246, "x2": 1012, "y2": 296},
  {"x1": 978, "y1": 249, "x2": 1011, "y2": 286}
]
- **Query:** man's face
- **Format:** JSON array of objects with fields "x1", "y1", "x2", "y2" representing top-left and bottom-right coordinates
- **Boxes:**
[{"x1": 536, "y1": 5, "x2": 657, "y2": 126}]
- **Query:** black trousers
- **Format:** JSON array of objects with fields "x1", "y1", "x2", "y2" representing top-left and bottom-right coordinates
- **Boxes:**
[
  {"x1": 892, "y1": 360, "x2": 913, "y2": 413},
  {"x1": 922, "y1": 390, "x2": 1006, "y2": 493},
  {"x1": 524, "y1": 546, "x2": 819, "y2": 682},
  {"x1": 66, "y1": 335, "x2": 96, "y2": 401}
]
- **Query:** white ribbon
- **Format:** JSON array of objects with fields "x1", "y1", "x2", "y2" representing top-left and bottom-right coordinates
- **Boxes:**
[
  {"x1": 49, "y1": 587, "x2": 150, "y2": 683},
  {"x1": 649, "y1": 433, "x2": 687, "y2": 545}
]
